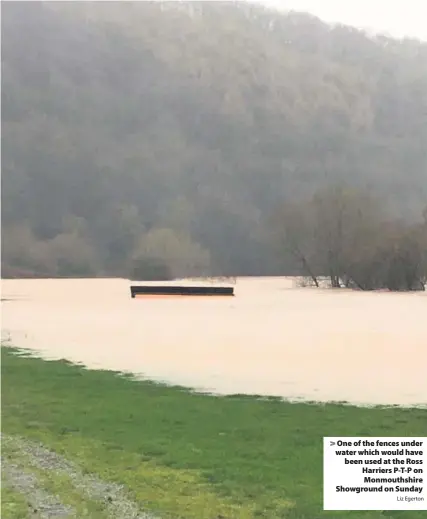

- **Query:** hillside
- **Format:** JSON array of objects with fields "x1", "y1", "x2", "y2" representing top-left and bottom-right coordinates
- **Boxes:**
[{"x1": 2, "y1": 1, "x2": 427, "y2": 277}]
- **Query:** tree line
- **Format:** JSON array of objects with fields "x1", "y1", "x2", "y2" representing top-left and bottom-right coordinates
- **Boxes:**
[
  {"x1": 2, "y1": 2, "x2": 426, "y2": 288},
  {"x1": 271, "y1": 186, "x2": 426, "y2": 291}
]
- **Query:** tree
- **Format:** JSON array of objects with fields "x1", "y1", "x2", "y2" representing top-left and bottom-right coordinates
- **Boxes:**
[
  {"x1": 272, "y1": 186, "x2": 426, "y2": 291},
  {"x1": 131, "y1": 228, "x2": 211, "y2": 279},
  {"x1": 269, "y1": 202, "x2": 320, "y2": 287},
  {"x1": 2, "y1": 2, "x2": 426, "y2": 278},
  {"x1": 129, "y1": 257, "x2": 172, "y2": 281},
  {"x1": 1, "y1": 223, "x2": 55, "y2": 277}
]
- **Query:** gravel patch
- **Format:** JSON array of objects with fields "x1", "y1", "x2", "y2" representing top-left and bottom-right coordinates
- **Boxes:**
[
  {"x1": 2, "y1": 457, "x2": 75, "y2": 518},
  {"x1": 1, "y1": 434, "x2": 161, "y2": 519}
]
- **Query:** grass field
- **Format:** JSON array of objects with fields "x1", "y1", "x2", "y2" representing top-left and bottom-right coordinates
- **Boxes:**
[{"x1": 2, "y1": 345, "x2": 426, "y2": 518}]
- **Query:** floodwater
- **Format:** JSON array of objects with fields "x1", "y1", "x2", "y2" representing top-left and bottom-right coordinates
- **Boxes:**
[{"x1": 1, "y1": 278, "x2": 426, "y2": 406}]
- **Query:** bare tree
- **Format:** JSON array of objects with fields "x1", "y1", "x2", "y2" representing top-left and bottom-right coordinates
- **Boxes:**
[
  {"x1": 270, "y1": 202, "x2": 320, "y2": 287},
  {"x1": 272, "y1": 186, "x2": 426, "y2": 292}
]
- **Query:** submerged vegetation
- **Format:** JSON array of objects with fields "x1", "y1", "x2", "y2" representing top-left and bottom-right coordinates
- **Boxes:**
[{"x1": 271, "y1": 186, "x2": 427, "y2": 291}]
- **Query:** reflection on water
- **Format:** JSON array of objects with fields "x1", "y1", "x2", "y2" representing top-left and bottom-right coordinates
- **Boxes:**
[{"x1": 1, "y1": 278, "x2": 426, "y2": 406}]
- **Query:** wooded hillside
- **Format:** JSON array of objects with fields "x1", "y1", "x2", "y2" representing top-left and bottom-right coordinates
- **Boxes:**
[{"x1": 2, "y1": 1, "x2": 426, "y2": 278}]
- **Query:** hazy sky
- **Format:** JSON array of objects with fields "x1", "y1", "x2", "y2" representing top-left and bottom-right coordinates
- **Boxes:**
[
  {"x1": 21, "y1": 0, "x2": 427, "y2": 41},
  {"x1": 251, "y1": 0, "x2": 427, "y2": 40}
]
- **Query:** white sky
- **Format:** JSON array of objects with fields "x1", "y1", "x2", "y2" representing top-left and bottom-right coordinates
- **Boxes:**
[
  {"x1": 252, "y1": 0, "x2": 427, "y2": 41},
  {"x1": 14, "y1": 0, "x2": 427, "y2": 41}
]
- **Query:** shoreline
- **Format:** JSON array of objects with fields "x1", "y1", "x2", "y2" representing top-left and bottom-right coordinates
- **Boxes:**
[
  {"x1": 2, "y1": 343, "x2": 427, "y2": 411},
  {"x1": 2, "y1": 345, "x2": 427, "y2": 519}
]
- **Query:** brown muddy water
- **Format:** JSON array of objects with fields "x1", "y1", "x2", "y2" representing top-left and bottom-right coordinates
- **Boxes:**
[{"x1": 1, "y1": 278, "x2": 426, "y2": 406}]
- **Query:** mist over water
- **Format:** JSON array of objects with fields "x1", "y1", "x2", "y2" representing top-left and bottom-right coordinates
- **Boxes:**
[{"x1": 2, "y1": 278, "x2": 426, "y2": 406}]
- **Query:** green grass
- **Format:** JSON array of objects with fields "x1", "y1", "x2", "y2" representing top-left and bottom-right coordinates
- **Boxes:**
[
  {"x1": 1, "y1": 485, "x2": 30, "y2": 519},
  {"x1": 2, "y1": 346, "x2": 426, "y2": 518}
]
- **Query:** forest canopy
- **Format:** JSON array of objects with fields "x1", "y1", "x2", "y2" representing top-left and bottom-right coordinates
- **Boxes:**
[{"x1": 1, "y1": 1, "x2": 426, "y2": 280}]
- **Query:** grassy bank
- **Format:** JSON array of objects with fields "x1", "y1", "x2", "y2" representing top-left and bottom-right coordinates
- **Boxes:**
[
  {"x1": 2, "y1": 346, "x2": 426, "y2": 518},
  {"x1": 1, "y1": 486, "x2": 30, "y2": 519}
]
